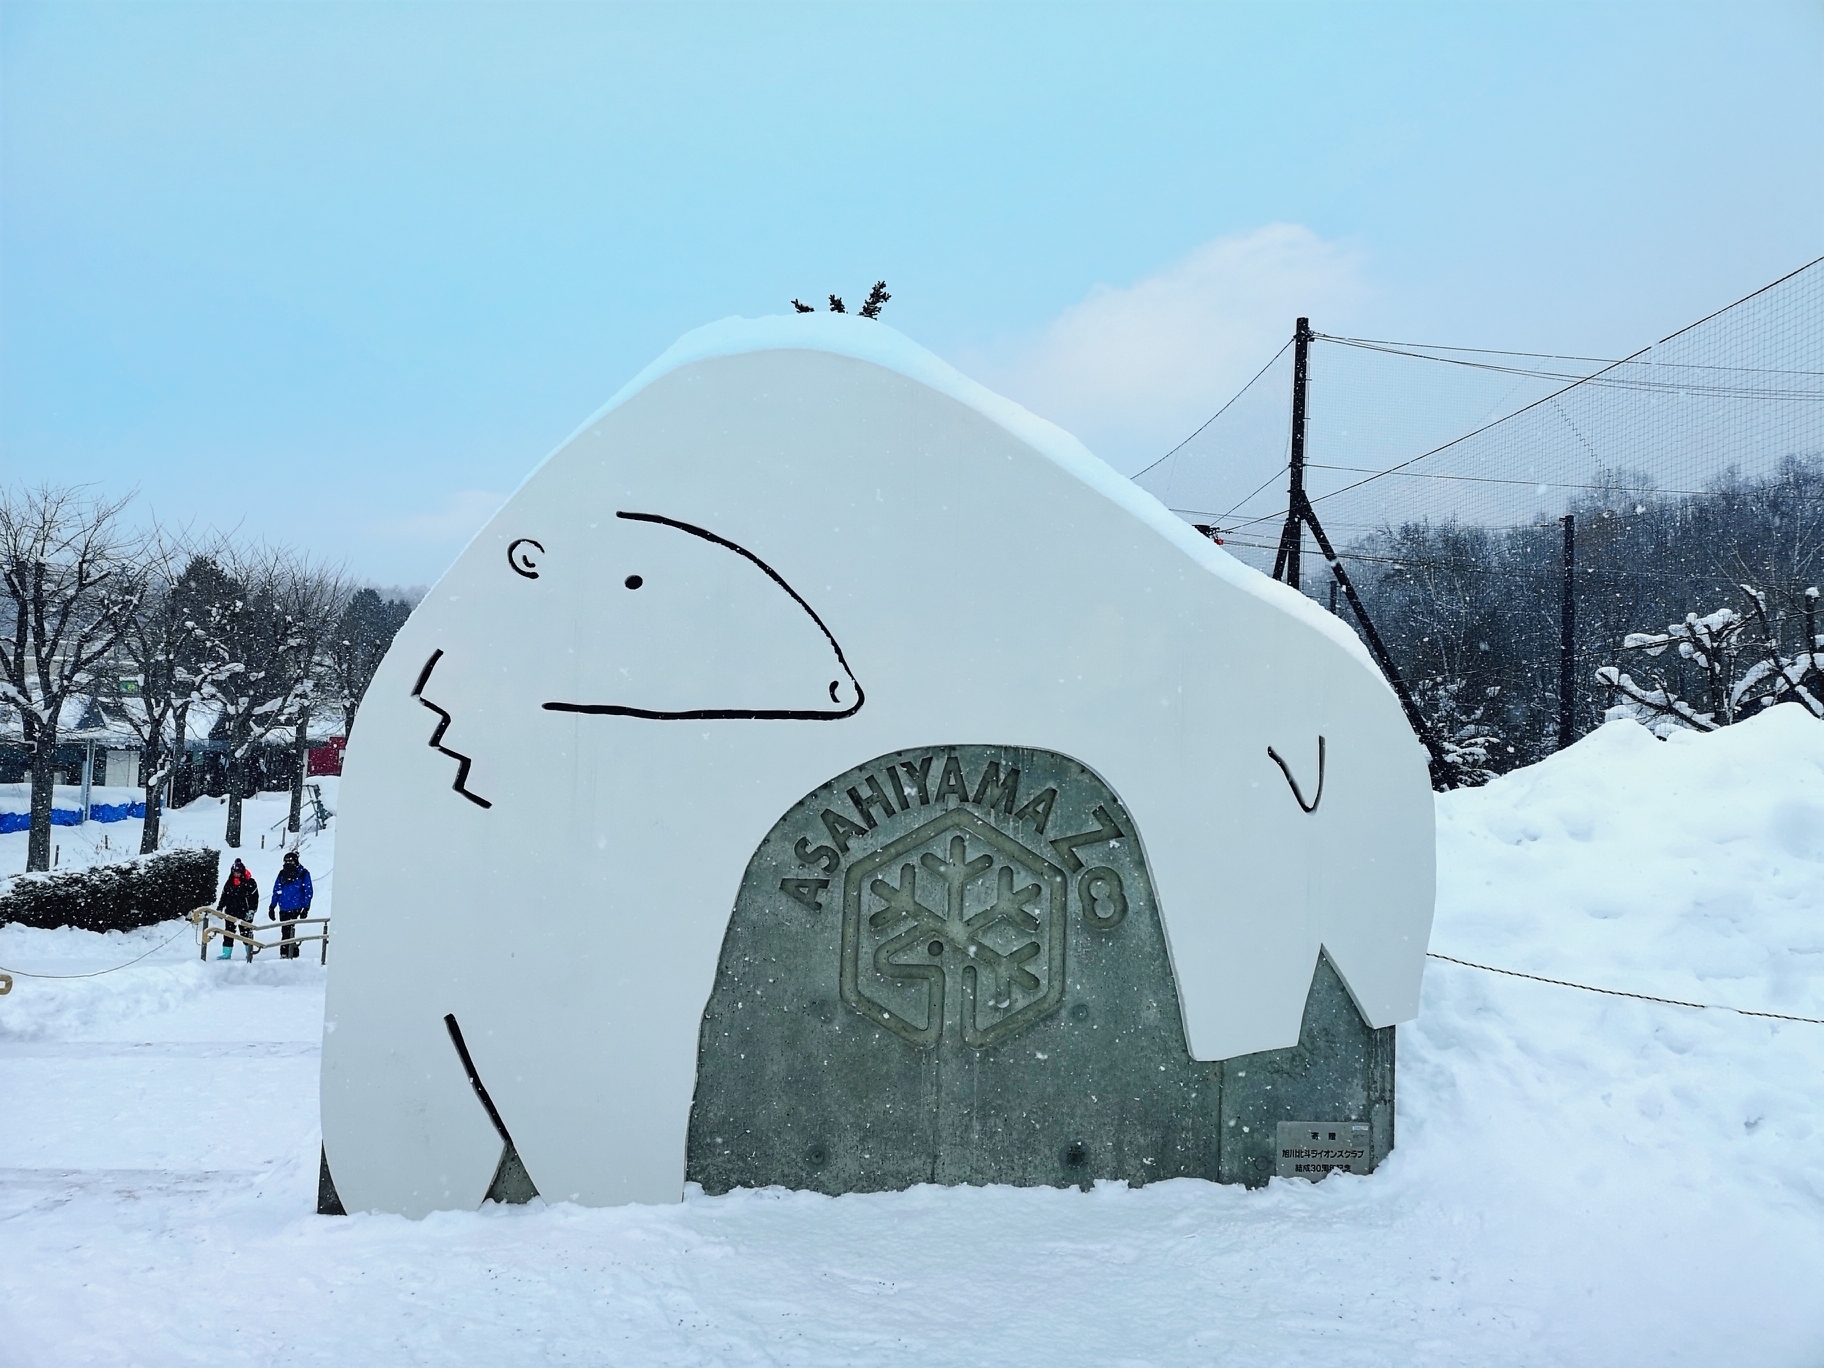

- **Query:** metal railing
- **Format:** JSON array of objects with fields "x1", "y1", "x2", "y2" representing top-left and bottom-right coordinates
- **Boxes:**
[{"x1": 191, "y1": 906, "x2": 330, "y2": 964}]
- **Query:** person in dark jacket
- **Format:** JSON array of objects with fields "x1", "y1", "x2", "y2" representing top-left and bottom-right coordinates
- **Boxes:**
[
  {"x1": 269, "y1": 850, "x2": 314, "y2": 959},
  {"x1": 216, "y1": 858, "x2": 260, "y2": 961}
]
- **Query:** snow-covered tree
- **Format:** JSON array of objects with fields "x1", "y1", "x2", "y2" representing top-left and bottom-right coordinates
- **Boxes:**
[
  {"x1": 330, "y1": 588, "x2": 413, "y2": 739},
  {"x1": 0, "y1": 485, "x2": 139, "y2": 871},
  {"x1": 272, "y1": 559, "x2": 351, "y2": 836},
  {"x1": 110, "y1": 529, "x2": 211, "y2": 853},
  {"x1": 1597, "y1": 585, "x2": 1823, "y2": 733},
  {"x1": 166, "y1": 553, "x2": 240, "y2": 808},
  {"x1": 189, "y1": 548, "x2": 296, "y2": 850},
  {"x1": 1413, "y1": 677, "x2": 1509, "y2": 786}
]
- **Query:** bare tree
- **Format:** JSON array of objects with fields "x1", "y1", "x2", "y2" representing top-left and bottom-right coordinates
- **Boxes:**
[
  {"x1": 330, "y1": 588, "x2": 413, "y2": 739},
  {"x1": 109, "y1": 527, "x2": 209, "y2": 853},
  {"x1": 191, "y1": 546, "x2": 294, "y2": 850},
  {"x1": 166, "y1": 552, "x2": 241, "y2": 809},
  {"x1": 0, "y1": 485, "x2": 140, "y2": 871},
  {"x1": 272, "y1": 558, "x2": 350, "y2": 835}
]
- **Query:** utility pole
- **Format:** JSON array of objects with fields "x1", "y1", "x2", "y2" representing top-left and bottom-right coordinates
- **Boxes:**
[
  {"x1": 1266, "y1": 315, "x2": 1452, "y2": 787},
  {"x1": 1272, "y1": 318, "x2": 1312, "y2": 589},
  {"x1": 1558, "y1": 513, "x2": 1575, "y2": 751}
]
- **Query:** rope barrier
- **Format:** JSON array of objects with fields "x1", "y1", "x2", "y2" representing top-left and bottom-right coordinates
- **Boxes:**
[
  {"x1": 1426, "y1": 951, "x2": 1824, "y2": 1026},
  {"x1": 0, "y1": 920, "x2": 196, "y2": 982},
  {"x1": 0, "y1": 906, "x2": 332, "y2": 983}
]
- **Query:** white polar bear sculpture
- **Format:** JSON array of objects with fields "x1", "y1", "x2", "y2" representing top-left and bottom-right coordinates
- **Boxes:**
[{"x1": 321, "y1": 314, "x2": 1435, "y2": 1216}]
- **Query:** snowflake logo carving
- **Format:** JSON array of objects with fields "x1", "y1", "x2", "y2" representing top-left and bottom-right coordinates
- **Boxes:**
[{"x1": 841, "y1": 808, "x2": 1067, "y2": 1047}]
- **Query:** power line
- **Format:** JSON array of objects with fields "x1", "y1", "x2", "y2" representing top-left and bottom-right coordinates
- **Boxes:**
[
  {"x1": 1302, "y1": 463, "x2": 1772, "y2": 499},
  {"x1": 1213, "y1": 463, "x2": 1291, "y2": 525},
  {"x1": 1297, "y1": 338, "x2": 1660, "y2": 514},
  {"x1": 1312, "y1": 335, "x2": 1622, "y2": 364},
  {"x1": 1212, "y1": 532, "x2": 1816, "y2": 587},
  {"x1": 1132, "y1": 338, "x2": 1292, "y2": 481},
  {"x1": 1317, "y1": 337, "x2": 1823, "y2": 399},
  {"x1": 1316, "y1": 332, "x2": 1824, "y2": 380}
]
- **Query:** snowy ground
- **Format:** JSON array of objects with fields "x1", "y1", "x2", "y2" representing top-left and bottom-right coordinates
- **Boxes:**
[{"x1": 3, "y1": 720, "x2": 1822, "y2": 1365}]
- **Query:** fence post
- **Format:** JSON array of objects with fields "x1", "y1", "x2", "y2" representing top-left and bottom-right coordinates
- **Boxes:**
[
  {"x1": 79, "y1": 738, "x2": 95, "y2": 827},
  {"x1": 1559, "y1": 513, "x2": 1575, "y2": 750}
]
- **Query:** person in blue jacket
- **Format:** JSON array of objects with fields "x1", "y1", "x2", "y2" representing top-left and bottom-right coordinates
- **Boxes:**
[{"x1": 269, "y1": 849, "x2": 314, "y2": 959}]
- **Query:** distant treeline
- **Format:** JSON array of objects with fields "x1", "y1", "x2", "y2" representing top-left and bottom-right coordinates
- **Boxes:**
[
  {"x1": 2, "y1": 484, "x2": 415, "y2": 869},
  {"x1": 1344, "y1": 455, "x2": 1824, "y2": 778}
]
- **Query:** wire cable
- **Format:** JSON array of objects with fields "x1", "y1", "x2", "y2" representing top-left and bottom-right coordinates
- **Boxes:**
[
  {"x1": 1428, "y1": 951, "x2": 1824, "y2": 1026},
  {"x1": 1132, "y1": 338, "x2": 1293, "y2": 481}
]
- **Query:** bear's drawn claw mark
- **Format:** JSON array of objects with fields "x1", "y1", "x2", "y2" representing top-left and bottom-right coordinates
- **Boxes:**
[
  {"x1": 541, "y1": 510, "x2": 865, "y2": 722},
  {"x1": 444, "y1": 1012, "x2": 540, "y2": 1205},
  {"x1": 444, "y1": 1012, "x2": 516, "y2": 1148},
  {"x1": 412, "y1": 650, "x2": 493, "y2": 809},
  {"x1": 1268, "y1": 736, "x2": 1325, "y2": 813},
  {"x1": 507, "y1": 539, "x2": 543, "y2": 578}
]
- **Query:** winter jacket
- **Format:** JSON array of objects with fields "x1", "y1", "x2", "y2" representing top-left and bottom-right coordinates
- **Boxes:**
[
  {"x1": 218, "y1": 868, "x2": 260, "y2": 918},
  {"x1": 270, "y1": 865, "x2": 314, "y2": 915}
]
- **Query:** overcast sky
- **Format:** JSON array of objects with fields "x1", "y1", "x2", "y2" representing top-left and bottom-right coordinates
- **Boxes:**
[{"x1": 4, "y1": 2, "x2": 1821, "y2": 587}]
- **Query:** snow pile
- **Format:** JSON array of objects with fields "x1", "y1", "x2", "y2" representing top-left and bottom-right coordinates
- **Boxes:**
[
  {"x1": 1434, "y1": 703, "x2": 1824, "y2": 1016},
  {"x1": 0, "y1": 921, "x2": 324, "y2": 1042},
  {"x1": 1, "y1": 720, "x2": 1820, "y2": 1364}
]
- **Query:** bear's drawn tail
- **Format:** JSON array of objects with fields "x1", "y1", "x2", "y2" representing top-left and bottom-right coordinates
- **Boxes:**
[{"x1": 411, "y1": 650, "x2": 493, "y2": 809}]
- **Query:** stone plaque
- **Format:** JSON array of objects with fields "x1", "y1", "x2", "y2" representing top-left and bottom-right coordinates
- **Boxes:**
[
  {"x1": 1274, "y1": 1121, "x2": 1374, "y2": 1181},
  {"x1": 687, "y1": 743, "x2": 1221, "y2": 1195},
  {"x1": 685, "y1": 742, "x2": 1396, "y2": 1198}
]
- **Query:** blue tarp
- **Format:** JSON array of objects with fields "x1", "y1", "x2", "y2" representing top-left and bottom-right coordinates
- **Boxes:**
[{"x1": 0, "y1": 801, "x2": 146, "y2": 834}]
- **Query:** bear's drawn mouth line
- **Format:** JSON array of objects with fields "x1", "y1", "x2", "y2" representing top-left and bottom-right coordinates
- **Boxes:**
[
  {"x1": 412, "y1": 650, "x2": 493, "y2": 808},
  {"x1": 541, "y1": 509, "x2": 865, "y2": 722}
]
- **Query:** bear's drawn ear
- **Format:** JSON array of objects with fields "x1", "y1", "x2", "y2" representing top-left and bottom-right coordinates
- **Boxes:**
[{"x1": 507, "y1": 539, "x2": 544, "y2": 579}]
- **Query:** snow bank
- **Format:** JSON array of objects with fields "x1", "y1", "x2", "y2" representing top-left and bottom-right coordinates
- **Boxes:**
[
  {"x1": 1434, "y1": 704, "x2": 1824, "y2": 1017},
  {"x1": 0, "y1": 919, "x2": 324, "y2": 1041}
]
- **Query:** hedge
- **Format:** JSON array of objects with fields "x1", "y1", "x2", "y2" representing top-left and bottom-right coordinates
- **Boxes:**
[{"x1": 0, "y1": 847, "x2": 221, "y2": 933}]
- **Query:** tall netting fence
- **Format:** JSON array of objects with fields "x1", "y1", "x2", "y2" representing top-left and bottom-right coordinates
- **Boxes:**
[{"x1": 1136, "y1": 257, "x2": 1824, "y2": 779}]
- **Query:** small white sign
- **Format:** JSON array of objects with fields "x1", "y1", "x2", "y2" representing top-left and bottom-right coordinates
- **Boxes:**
[{"x1": 1276, "y1": 1121, "x2": 1373, "y2": 1180}]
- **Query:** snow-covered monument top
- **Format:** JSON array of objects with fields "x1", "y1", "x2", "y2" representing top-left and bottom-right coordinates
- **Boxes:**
[{"x1": 320, "y1": 314, "x2": 1435, "y2": 1216}]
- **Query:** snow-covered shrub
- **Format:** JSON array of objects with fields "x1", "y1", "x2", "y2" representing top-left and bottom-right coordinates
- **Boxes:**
[{"x1": 0, "y1": 846, "x2": 218, "y2": 932}]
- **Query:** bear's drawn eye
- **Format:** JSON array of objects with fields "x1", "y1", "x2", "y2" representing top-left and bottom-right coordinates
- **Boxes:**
[
  {"x1": 624, "y1": 575, "x2": 643, "y2": 590},
  {"x1": 507, "y1": 539, "x2": 543, "y2": 579}
]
